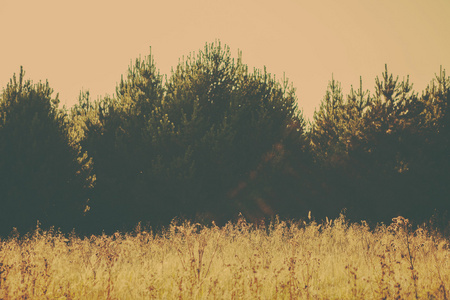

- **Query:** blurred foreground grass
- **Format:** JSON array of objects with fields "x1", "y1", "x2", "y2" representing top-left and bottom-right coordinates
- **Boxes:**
[{"x1": 0, "y1": 215, "x2": 449, "y2": 299}]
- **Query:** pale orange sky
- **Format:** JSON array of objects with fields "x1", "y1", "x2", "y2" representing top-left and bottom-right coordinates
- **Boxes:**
[{"x1": 1, "y1": 0, "x2": 449, "y2": 120}]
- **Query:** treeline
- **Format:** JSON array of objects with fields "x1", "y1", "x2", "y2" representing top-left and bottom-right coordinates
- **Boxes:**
[{"x1": 0, "y1": 42, "x2": 449, "y2": 235}]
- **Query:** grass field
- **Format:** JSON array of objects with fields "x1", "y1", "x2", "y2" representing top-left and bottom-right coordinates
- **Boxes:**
[{"x1": 0, "y1": 214, "x2": 449, "y2": 299}]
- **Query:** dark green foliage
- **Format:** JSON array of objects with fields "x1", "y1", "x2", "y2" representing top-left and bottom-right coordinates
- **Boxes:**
[
  {"x1": 0, "y1": 68, "x2": 92, "y2": 235},
  {"x1": 163, "y1": 42, "x2": 306, "y2": 222},
  {"x1": 72, "y1": 42, "x2": 308, "y2": 232},
  {"x1": 71, "y1": 53, "x2": 168, "y2": 232},
  {"x1": 1, "y1": 42, "x2": 449, "y2": 236},
  {"x1": 310, "y1": 75, "x2": 348, "y2": 166},
  {"x1": 414, "y1": 68, "x2": 450, "y2": 221},
  {"x1": 310, "y1": 65, "x2": 450, "y2": 224}
]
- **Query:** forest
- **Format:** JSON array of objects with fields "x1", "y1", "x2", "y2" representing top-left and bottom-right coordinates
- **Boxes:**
[{"x1": 1, "y1": 42, "x2": 449, "y2": 236}]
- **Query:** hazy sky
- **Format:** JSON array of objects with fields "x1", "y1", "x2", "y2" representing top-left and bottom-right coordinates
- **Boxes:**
[{"x1": 1, "y1": 0, "x2": 449, "y2": 120}]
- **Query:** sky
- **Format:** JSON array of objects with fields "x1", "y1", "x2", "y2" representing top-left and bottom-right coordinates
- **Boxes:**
[{"x1": 1, "y1": 0, "x2": 449, "y2": 121}]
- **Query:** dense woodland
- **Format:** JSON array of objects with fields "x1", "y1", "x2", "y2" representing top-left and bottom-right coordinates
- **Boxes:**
[{"x1": 1, "y1": 42, "x2": 449, "y2": 236}]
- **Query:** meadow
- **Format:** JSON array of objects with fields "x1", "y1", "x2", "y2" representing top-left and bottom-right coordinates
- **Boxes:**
[{"x1": 0, "y1": 215, "x2": 448, "y2": 299}]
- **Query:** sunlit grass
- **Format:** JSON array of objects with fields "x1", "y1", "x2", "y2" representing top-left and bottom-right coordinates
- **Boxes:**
[{"x1": 0, "y1": 214, "x2": 449, "y2": 299}]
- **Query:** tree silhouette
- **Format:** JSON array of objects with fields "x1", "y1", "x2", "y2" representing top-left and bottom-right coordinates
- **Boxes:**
[
  {"x1": 0, "y1": 68, "x2": 91, "y2": 235},
  {"x1": 163, "y1": 42, "x2": 307, "y2": 222}
]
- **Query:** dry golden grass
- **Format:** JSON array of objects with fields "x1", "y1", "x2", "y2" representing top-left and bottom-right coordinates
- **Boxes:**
[{"x1": 0, "y1": 214, "x2": 449, "y2": 299}]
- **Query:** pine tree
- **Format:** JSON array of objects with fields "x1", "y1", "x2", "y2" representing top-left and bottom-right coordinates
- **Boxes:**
[
  {"x1": 71, "y1": 51, "x2": 167, "y2": 232},
  {"x1": 416, "y1": 67, "x2": 450, "y2": 219},
  {"x1": 164, "y1": 41, "x2": 306, "y2": 221},
  {"x1": 310, "y1": 75, "x2": 348, "y2": 166},
  {"x1": 0, "y1": 68, "x2": 91, "y2": 235}
]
